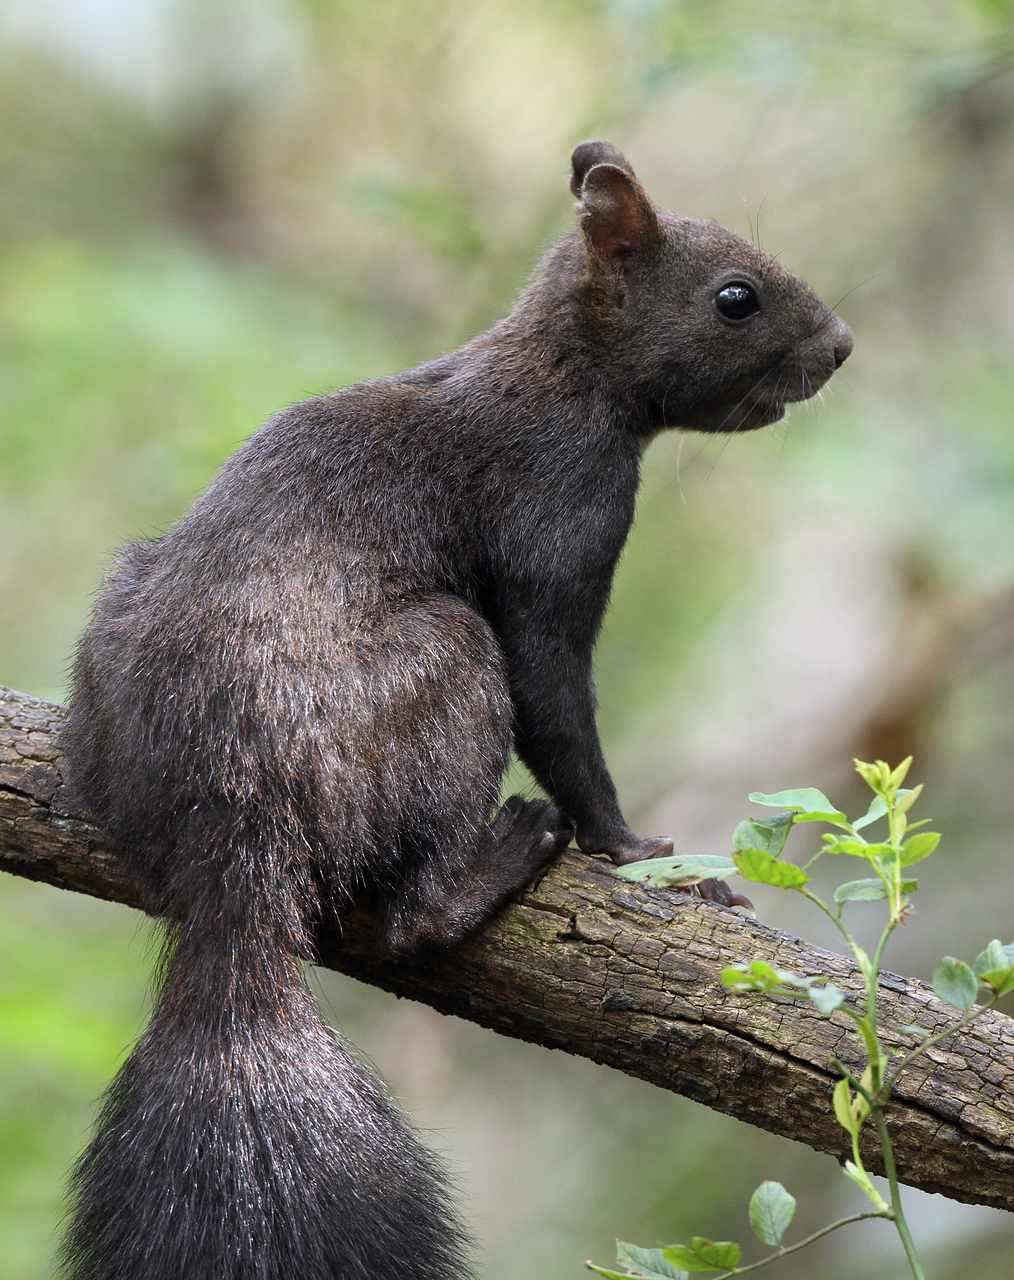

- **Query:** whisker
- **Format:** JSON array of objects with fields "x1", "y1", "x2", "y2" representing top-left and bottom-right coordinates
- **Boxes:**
[
  {"x1": 675, "y1": 431, "x2": 689, "y2": 507},
  {"x1": 697, "y1": 365, "x2": 779, "y2": 482},
  {"x1": 700, "y1": 425, "x2": 738, "y2": 484},
  {"x1": 805, "y1": 270, "x2": 881, "y2": 340},
  {"x1": 659, "y1": 364, "x2": 684, "y2": 430},
  {"x1": 684, "y1": 374, "x2": 763, "y2": 472},
  {"x1": 701, "y1": 408, "x2": 756, "y2": 484},
  {"x1": 755, "y1": 196, "x2": 767, "y2": 253}
]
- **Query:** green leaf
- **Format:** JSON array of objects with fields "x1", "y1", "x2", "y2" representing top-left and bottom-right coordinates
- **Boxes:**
[
  {"x1": 692, "y1": 1240, "x2": 741, "y2": 1271},
  {"x1": 852, "y1": 794, "x2": 888, "y2": 831},
  {"x1": 821, "y1": 835, "x2": 884, "y2": 859},
  {"x1": 722, "y1": 963, "x2": 754, "y2": 991},
  {"x1": 722, "y1": 961, "x2": 821, "y2": 997},
  {"x1": 834, "y1": 877, "x2": 886, "y2": 903},
  {"x1": 983, "y1": 969, "x2": 1014, "y2": 997},
  {"x1": 658, "y1": 1249, "x2": 711, "y2": 1274},
  {"x1": 932, "y1": 957, "x2": 979, "y2": 1010},
  {"x1": 722, "y1": 961, "x2": 777, "y2": 992},
  {"x1": 749, "y1": 1181, "x2": 796, "y2": 1246},
  {"x1": 748, "y1": 787, "x2": 847, "y2": 828},
  {"x1": 972, "y1": 940, "x2": 1014, "y2": 996},
  {"x1": 749, "y1": 787, "x2": 840, "y2": 815},
  {"x1": 834, "y1": 877, "x2": 918, "y2": 905},
  {"x1": 587, "y1": 1267, "x2": 635, "y2": 1279},
  {"x1": 614, "y1": 855, "x2": 738, "y2": 888},
  {"x1": 833, "y1": 1077, "x2": 858, "y2": 1137},
  {"x1": 899, "y1": 832, "x2": 940, "y2": 867},
  {"x1": 852, "y1": 789, "x2": 918, "y2": 832},
  {"x1": 889, "y1": 756, "x2": 914, "y2": 789},
  {"x1": 732, "y1": 812, "x2": 793, "y2": 858},
  {"x1": 853, "y1": 758, "x2": 890, "y2": 796},
  {"x1": 773, "y1": 969, "x2": 821, "y2": 990},
  {"x1": 792, "y1": 810, "x2": 850, "y2": 828},
  {"x1": 843, "y1": 1160, "x2": 888, "y2": 1210},
  {"x1": 615, "y1": 1241, "x2": 689, "y2": 1279},
  {"x1": 972, "y1": 939, "x2": 1012, "y2": 976},
  {"x1": 733, "y1": 847, "x2": 809, "y2": 889},
  {"x1": 853, "y1": 1065, "x2": 874, "y2": 1125},
  {"x1": 809, "y1": 983, "x2": 845, "y2": 1015},
  {"x1": 662, "y1": 1239, "x2": 741, "y2": 1273}
]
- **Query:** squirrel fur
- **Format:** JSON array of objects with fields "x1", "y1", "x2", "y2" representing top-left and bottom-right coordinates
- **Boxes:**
[{"x1": 60, "y1": 140, "x2": 853, "y2": 1280}]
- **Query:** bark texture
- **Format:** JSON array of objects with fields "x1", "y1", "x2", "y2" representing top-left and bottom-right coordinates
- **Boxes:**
[{"x1": 2, "y1": 683, "x2": 1012, "y2": 1212}]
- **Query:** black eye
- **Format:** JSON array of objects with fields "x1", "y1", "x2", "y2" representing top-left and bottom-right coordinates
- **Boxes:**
[{"x1": 715, "y1": 281, "x2": 760, "y2": 322}]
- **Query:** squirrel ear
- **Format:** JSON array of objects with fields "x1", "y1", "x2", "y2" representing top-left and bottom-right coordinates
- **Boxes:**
[
  {"x1": 569, "y1": 140, "x2": 636, "y2": 197},
  {"x1": 576, "y1": 160, "x2": 661, "y2": 260}
]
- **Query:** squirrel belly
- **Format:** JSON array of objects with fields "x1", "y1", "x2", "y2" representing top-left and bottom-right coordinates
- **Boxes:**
[{"x1": 59, "y1": 140, "x2": 851, "y2": 1279}]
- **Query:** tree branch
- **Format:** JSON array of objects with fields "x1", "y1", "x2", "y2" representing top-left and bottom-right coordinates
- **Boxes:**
[{"x1": 2, "y1": 684, "x2": 1012, "y2": 1212}]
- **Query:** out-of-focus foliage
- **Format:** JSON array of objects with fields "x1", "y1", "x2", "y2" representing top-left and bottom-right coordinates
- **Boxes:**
[{"x1": 1, "y1": 1, "x2": 1012, "y2": 1277}]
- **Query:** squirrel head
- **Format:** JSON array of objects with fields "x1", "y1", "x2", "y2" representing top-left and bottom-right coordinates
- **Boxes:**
[{"x1": 563, "y1": 140, "x2": 853, "y2": 433}]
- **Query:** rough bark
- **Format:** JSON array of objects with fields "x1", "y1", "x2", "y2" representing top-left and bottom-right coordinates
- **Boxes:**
[{"x1": 1, "y1": 684, "x2": 1012, "y2": 1212}]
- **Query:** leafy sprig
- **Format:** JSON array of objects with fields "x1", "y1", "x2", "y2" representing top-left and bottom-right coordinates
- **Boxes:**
[{"x1": 590, "y1": 759, "x2": 1012, "y2": 1280}]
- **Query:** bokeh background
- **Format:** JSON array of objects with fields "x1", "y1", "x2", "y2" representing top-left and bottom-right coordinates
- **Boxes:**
[{"x1": 2, "y1": 1, "x2": 1013, "y2": 1277}]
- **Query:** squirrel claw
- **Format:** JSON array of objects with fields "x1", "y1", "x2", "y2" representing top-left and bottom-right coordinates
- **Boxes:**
[
  {"x1": 693, "y1": 878, "x2": 755, "y2": 912},
  {"x1": 586, "y1": 835, "x2": 674, "y2": 866}
]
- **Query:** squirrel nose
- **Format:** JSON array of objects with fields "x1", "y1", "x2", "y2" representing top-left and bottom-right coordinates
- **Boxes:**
[{"x1": 832, "y1": 320, "x2": 854, "y2": 369}]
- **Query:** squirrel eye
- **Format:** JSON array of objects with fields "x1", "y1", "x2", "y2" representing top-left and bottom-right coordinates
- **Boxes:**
[{"x1": 715, "y1": 282, "x2": 760, "y2": 322}]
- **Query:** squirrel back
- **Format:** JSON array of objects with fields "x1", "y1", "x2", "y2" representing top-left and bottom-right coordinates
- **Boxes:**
[{"x1": 60, "y1": 141, "x2": 851, "y2": 1279}]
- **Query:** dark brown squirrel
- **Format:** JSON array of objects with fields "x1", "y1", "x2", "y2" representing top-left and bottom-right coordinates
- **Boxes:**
[{"x1": 60, "y1": 140, "x2": 852, "y2": 1280}]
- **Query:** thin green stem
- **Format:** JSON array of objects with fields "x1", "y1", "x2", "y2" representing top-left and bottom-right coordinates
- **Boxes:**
[
  {"x1": 876, "y1": 1112, "x2": 925, "y2": 1279},
  {"x1": 799, "y1": 888, "x2": 860, "y2": 954},
  {"x1": 883, "y1": 997, "x2": 997, "y2": 1097},
  {"x1": 871, "y1": 921, "x2": 896, "y2": 976},
  {"x1": 709, "y1": 1211, "x2": 891, "y2": 1278},
  {"x1": 865, "y1": 919, "x2": 896, "y2": 1088}
]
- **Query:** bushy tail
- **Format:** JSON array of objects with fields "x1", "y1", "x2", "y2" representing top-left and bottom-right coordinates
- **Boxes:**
[{"x1": 61, "y1": 881, "x2": 471, "y2": 1280}]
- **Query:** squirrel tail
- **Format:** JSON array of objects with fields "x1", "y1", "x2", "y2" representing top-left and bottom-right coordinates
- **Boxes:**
[{"x1": 60, "y1": 847, "x2": 471, "y2": 1280}]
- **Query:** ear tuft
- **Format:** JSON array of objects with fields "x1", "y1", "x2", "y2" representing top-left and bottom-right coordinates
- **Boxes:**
[
  {"x1": 569, "y1": 140, "x2": 636, "y2": 198},
  {"x1": 577, "y1": 161, "x2": 660, "y2": 261}
]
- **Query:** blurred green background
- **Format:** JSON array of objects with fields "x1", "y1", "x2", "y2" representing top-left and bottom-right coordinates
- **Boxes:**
[{"x1": 2, "y1": 1, "x2": 1013, "y2": 1277}]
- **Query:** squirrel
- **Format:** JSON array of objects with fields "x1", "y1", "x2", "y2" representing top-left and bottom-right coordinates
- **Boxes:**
[{"x1": 60, "y1": 140, "x2": 852, "y2": 1280}]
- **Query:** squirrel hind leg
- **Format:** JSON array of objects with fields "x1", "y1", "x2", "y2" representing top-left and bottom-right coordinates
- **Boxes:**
[{"x1": 382, "y1": 797, "x2": 574, "y2": 955}]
